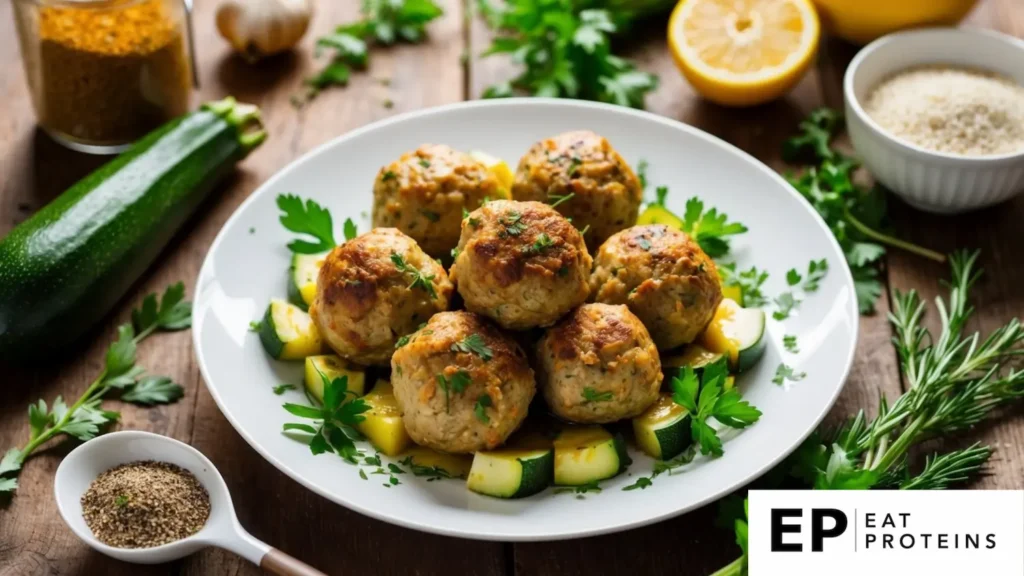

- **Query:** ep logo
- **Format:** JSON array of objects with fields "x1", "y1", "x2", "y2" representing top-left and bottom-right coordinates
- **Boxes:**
[{"x1": 770, "y1": 508, "x2": 848, "y2": 552}]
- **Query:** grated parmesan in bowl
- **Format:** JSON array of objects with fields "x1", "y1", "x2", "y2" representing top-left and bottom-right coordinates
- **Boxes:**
[
  {"x1": 864, "y1": 66, "x2": 1024, "y2": 157},
  {"x1": 844, "y1": 28, "x2": 1024, "y2": 214}
]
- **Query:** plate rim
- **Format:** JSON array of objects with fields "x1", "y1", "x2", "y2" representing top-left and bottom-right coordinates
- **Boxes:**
[{"x1": 192, "y1": 97, "x2": 859, "y2": 541}]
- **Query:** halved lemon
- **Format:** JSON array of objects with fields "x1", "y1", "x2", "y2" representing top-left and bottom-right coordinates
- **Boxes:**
[{"x1": 668, "y1": 0, "x2": 820, "y2": 107}]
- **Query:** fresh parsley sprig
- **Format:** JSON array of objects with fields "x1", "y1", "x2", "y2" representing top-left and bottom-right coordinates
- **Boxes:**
[
  {"x1": 671, "y1": 360, "x2": 762, "y2": 457},
  {"x1": 681, "y1": 197, "x2": 748, "y2": 258},
  {"x1": 282, "y1": 372, "x2": 370, "y2": 464},
  {"x1": 581, "y1": 387, "x2": 613, "y2": 403},
  {"x1": 0, "y1": 284, "x2": 191, "y2": 496},
  {"x1": 277, "y1": 194, "x2": 336, "y2": 253},
  {"x1": 478, "y1": 1, "x2": 657, "y2": 108},
  {"x1": 718, "y1": 263, "x2": 769, "y2": 307},
  {"x1": 783, "y1": 108, "x2": 945, "y2": 313}
]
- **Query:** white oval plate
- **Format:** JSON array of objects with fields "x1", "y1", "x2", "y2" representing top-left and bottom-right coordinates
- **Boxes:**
[{"x1": 193, "y1": 99, "x2": 858, "y2": 541}]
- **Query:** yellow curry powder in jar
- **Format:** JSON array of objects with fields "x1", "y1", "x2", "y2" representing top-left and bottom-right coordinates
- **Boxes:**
[{"x1": 13, "y1": 0, "x2": 193, "y2": 153}]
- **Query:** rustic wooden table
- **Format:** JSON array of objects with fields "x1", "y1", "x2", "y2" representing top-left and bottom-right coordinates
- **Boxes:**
[{"x1": 1, "y1": 1, "x2": 1022, "y2": 574}]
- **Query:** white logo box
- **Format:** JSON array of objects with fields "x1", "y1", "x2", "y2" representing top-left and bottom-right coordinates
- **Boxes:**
[{"x1": 749, "y1": 490, "x2": 1024, "y2": 575}]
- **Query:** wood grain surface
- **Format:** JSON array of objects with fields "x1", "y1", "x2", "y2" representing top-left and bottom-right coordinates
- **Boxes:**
[{"x1": 1, "y1": 1, "x2": 1021, "y2": 575}]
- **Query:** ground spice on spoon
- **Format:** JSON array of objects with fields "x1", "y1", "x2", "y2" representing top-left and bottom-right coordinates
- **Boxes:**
[{"x1": 81, "y1": 461, "x2": 210, "y2": 548}]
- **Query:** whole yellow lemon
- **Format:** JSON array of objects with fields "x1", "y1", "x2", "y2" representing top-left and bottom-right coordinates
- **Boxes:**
[{"x1": 813, "y1": 0, "x2": 979, "y2": 44}]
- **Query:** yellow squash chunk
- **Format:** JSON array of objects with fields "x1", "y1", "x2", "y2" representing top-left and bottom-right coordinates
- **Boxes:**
[
  {"x1": 470, "y1": 150, "x2": 514, "y2": 194},
  {"x1": 356, "y1": 381, "x2": 411, "y2": 457},
  {"x1": 304, "y1": 355, "x2": 367, "y2": 404},
  {"x1": 259, "y1": 299, "x2": 323, "y2": 360}
]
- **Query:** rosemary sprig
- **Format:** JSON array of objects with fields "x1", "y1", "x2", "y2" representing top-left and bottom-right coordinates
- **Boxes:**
[{"x1": 710, "y1": 251, "x2": 1024, "y2": 575}]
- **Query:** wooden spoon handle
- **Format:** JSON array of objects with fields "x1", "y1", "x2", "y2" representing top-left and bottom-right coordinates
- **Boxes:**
[{"x1": 260, "y1": 548, "x2": 328, "y2": 576}]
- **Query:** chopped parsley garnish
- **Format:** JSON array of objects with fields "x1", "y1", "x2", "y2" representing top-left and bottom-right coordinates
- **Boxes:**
[
  {"x1": 499, "y1": 211, "x2": 527, "y2": 237},
  {"x1": 654, "y1": 186, "x2": 668, "y2": 207},
  {"x1": 115, "y1": 495, "x2": 129, "y2": 507},
  {"x1": 395, "y1": 334, "x2": 412, "y2": 349},
  {"x1": 273, "y1": 384, "x2": 296, "y2": 395},
  {"x1": 474, "y1": 394, "x2": 492, "y2": 423},
  {"x1": 772, "y1": 292, "x2": 799, "y2": 320},
  {"x1": 783, "y1": 335, "x2": 799, "y2": 353},
  {"x1": 566, "y1": 156, "x2": 582, "y2": 176},
  {"x1": 578, "y1": 224, "x2": 591, "y2": 237},
  {"x1": 786, "y1": 258, "x2": 829, "y2": 292},
  {"x1": 399, "y1": 456, "x2": 456, "y2": 481},
  {"x1": 450, "y1": 334, "x2": 493, "y2": 361},
  {"x1": 548, "y1": 192, "x2": 575, "y2": 208},
  {"x1": 554, "y1": 480, "x2": 602, "y2": 499},
  {"x1": 390, "y1": 252, "x2": 437, "y2": 299},
  {"x1": 637, "y1": 237, "x2": 652, "y2": 251},
  {"x1": 522, "y1": 233, "x2": 554, "y2": 256},
  {"x1": 718, "y1": 264, "x2": 769, "y2": 307},
  {"x1": 469, "y1": 216, "x2": 481, "y2": 228},
  {"x1": 381, "y1": 170, "x2": 397, "y2": 182},
  {"x1": 343, "y1": 218, "x2": 358, "y2": 241},
  {"x1": 418, "y1": 158, "x2": 431, "y2": 168},
  {"x1": 436, "y1": 370, "x2": 472, "y2": 413},
  {"x1": 581, "y1": 387, "x2": 613, "y2": 403},
  {"x1": 557, "y1": 266, "x2": 569, "y2": 277},
  {"x1": 421, "y1": 210, "x2": 440, "y2": 222},
  {"x1": 462, "y1": 207, "x2": 470, "y2": 219},
  {"x1": 451, "y1": 247, "x2": 461, "y2": 260},
  {"x1": 637, "y1": 159, "x2": 649, "y2": 190},
  {"x1": 622, "y1": 476, "x2": 652, "y2": 491},
  {"x1": 772, "y1": 363, "x2": 806, "y2": 386}
]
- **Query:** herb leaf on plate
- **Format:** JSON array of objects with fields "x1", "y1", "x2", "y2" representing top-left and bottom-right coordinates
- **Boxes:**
[
  {"x1": 671, "y1": 361, "x2": 761, "y2": 457},
  {"x1": 282, "y1": 373, "x2": 369, "y2": 464},
  {"x1": 277, "y1": 194, "x2": 336, "y2": 253}
]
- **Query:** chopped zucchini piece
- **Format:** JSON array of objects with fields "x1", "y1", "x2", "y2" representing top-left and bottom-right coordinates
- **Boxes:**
[
  {"x1": 636, "y1": 205, "x2": 684, "y2": 228},
  {"x1": 304, "y1": 354, "x2": 366, "y2": 404},
  {"x1": 356, "y1": 381, "x2": 411, "y2": 457},
  {"x1": 259, "y1": 299, "x2": 322, "y2": 360},
  {"x1": 721, "y1": 283, "x2": 743, "y2": 304},
  {"x1": 468, "y1": 434, "x2": 554, "y2": 498},
  {"x1": 699, "y1": 298, "x2": 767, "y2": 373},
  {"x1": 401, "y1": 447, "x2": 473, "y2": 480},
  {"x1": 288, "y1": 252, "x2": 328, "y2": 310},
  {"x1": 633, "y1": 394, "x2": 692, "y2": 460},
  {"x1": 553, "y1": 426, "x2": 629, "y2": 486},
  {"x1": 469, "y1": 150, "x2": 514, "y2": 194},
  {"x1": 661, "y1": 343, "x2": 726, "y2": 383}
]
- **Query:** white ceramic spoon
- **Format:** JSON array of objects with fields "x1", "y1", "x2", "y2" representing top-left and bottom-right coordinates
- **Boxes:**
[{"x1": 54, "y1": 430, "x2": 326, "y2": 575}]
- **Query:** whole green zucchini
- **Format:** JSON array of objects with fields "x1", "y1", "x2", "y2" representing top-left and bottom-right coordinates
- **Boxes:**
[{"x1": 0, "y1": 98, "x2": 267, "y2": 358}]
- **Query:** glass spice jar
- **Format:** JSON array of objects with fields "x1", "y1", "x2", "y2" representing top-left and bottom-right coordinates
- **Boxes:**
[{"x1": 12, "y1": 0, "x2": 196, "y2": 154}]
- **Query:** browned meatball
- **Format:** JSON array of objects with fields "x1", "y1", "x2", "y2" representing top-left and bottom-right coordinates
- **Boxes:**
[
  {"x1": 589, "y1": 225, "x2": 722, "y2": 349},
  {"x1": 537, "y1": 304, "x2": 662, "y2": 423},
  {"x1": 372, "y1": 144, "x2": 509, "y2": 258},
  {"x1": 310, "y1": 228, "x2": 453, "y2": 366},
  {"x1": 511, "y1": 130, "x2": 642, "y2": 249},
  {"x1": 450, "y1": 200, "x2": 591, "y2": 330},
  {"x1": 391, "y1": 311, "x2": 535, "y2": 453}
]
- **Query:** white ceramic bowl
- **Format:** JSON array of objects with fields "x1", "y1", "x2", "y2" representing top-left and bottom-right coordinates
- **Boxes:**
[{"x1": 844, "y1": 28, "x2": 1024, "y2": 214}]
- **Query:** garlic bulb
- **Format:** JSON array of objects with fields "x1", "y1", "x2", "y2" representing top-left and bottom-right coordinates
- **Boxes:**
[{"x1": 216, "y1": 0, "x2": 313, "y2": 62}]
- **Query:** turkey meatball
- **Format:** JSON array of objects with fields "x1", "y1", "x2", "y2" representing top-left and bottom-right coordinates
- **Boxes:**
[
  {"x1": 310, "y1": 228, "x2": 453, "y2": 366},
  {"x1": 511, "y1": 130, "x2": 642, "y2": 249},
  {"x1": 537, "y1": 303, "x2": 661, "y2": 423},
  {"x1": 450, "y1": 200, "x2": 591, "y2": 330},
  {"x1": 589, "y1": 225, "x2": 722, "y2": 350},
  {"x1": 391, "y1": 311, "x2": 535, "y2": 453},
  {"x1": 372, "y1": 144, "x2": 508, "y2": 258}
]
